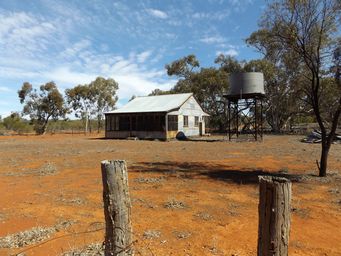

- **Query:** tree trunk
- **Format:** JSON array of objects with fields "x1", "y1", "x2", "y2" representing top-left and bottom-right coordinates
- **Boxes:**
[
  {"x1": 85, "y1": 114, "x2": 88, "y2": 134},
  {"x1": 97, "y1": 116, "x2": 101, "y2": 133},
  {"x1": 258, "y1": 176, "x2": 292, "y2": 256},
  {"x1": 41, "y1": 123, "x2": 48, "y2": 135},
  {"x1": 101, "y1": 160, "x2": 133, "y2": 256},
  {"x1": 37, "y1": 118, "x2": 49, "y2": 135},
  {"x1": 319, "y1": 137, "x2": 331, "y2": 177},
  {"x1": 319, "y1": 96, "x2": 341, "y2": 177}
]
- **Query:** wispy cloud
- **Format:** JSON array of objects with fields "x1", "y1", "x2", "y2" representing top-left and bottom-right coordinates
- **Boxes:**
[
  {"x1": 192, "y1": 10, "x2": 230, "y2": 21},
  {"x1": 0, "y1": 86, "x2": 12, "y2": 92},
  {"x1": 59, "y1": 39, "x2": 92, "y2": 60},
  {"x1": 216, "y1": 49, "x2": 239, "y2": 57},
  {"x1": 0, "y1": 11, "x2": 57, "y2": 58},
  {"x1": 0, "y1": 7, "x2": 173, "y2": 100},
  {"x1": 136, "y1": 50, "x2": 153, "y2": 63},
  {"x1": 146, "y1": 9, "x2": 168, "y2": 19},
  {"x1": 0, "y1": 0, "x2": 261, "y2": 117},
  {"x1": 43, "y1": 49, "x2": 174, "y2": 99},
  {"x1": 200, "y1": 36, "x2": 226, "y2": 44},
  {"x1": 227, "y1": 0, "x2": 255, "y2": 12}
]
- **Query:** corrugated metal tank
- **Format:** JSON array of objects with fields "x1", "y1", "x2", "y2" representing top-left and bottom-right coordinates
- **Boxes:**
[{"x1": 228, "y1": 72, "x2": 265, "y2": 96}]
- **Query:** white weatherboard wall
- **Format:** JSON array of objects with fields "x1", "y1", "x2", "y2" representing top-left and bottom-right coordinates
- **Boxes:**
[{"x1": 177, "y1": 96, "x2": 205, "y2": 137}]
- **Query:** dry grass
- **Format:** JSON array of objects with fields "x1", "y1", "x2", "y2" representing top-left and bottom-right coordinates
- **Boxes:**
[
  {"x1": 58, "y1": 197, "x2": 86, "y2": 206},
  {"x1": 194, "y1": 211, "x2": 213, "y2": 221},
  {"x1": 164, "y1": 198, "x2": 187, "y2": 209},
  {"x1": 173, "y1": 230, "x2": 191, "y2": 239},
  {"x1": 133, "y1": 176, "x2": 165, "y2": 184},
  {"x1": 0, "y1": 220, "x2": 74, "y2": 249},
  {"x1": 131, "y1": 198, "x2": 157, "y2": 209},
  {"x1": 143, "y1": 230, "x2": 161, "y2": 239},
  {"x1": 0, "y1": 226, "x2": 56, "y2": 248},
  {"x1": 61, "y1": 243, "x2": 104, "y2": 256},
  {"x1": 4, "y1": 162, "x2": 58, "y2": 177}
]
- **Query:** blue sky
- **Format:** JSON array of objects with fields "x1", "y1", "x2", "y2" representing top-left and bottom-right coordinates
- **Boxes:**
[{"x1": 0, "y1": 0, "x2": 266, "y2": 117}]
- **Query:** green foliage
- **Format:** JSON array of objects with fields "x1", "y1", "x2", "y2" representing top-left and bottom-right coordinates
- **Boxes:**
[
  {"x1": 18, "y1": 82, "x2": 66, "y2": 135},
  {"x1": 129, "y1": 95, "x2": 137, "y2": 101},
  {"x1": 2, "y1": 113, "x2": 32, "y2": 134},
  {"x1": 148, "y1": 89, "x2": 171, "y2": 96},
  {"x1": 165, "y1": 54, "x2": 199, "y2": 79},
  {"x1": 244, "y1": 59, "x2": 304, "y2": 132},
  {"x1": 66, "y1": 76, "x2": 119, "y2": 133},
  {"x1": 251, "y1": 0, "x2": 341, "y2": 176},
  {"x1": 46, "y1": 119, "x2": 95, "y2": 133},
  {"x1": 164, "y1": 55, "x2": 229, "y2": 131},
  {"x1": 65, "y1": 84, "x2": 91, "y2": 119},
  {"x1": 214, "y1": 54, "x2": 244, "y2": 73},
  {"x1": 89, "y1": 77, "x2": 119, "y2": 132},
  {"x1": 174, "y1": 68, "x2": 228, "y2": 130}
]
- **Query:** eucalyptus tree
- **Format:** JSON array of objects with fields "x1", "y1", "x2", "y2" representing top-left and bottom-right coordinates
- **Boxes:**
[
  {"x1": 165, "y1": 55, "x2": 229, "y2": 131},
  {"x1": 66, "y1": 77, "x2": 119, "y2": 133},
  {"x1": 88, "y1": 77, "x2": 119, "y2": 132},
  {"x1": 18, "y1": 81, "x2": 66, "y2": 135},
  {"x1": 249, "y1": 0, "x2": 341, "y2": 176},
  {"x1": 65, "y1": 84, "x2": 92, "y2": 133}
]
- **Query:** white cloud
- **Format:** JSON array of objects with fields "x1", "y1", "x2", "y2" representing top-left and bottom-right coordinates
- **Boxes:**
[
  {"x1": 216, "y1": 49, "x2": 239, "y2": 57},
  {"x1": 227, "y1": 0, "x2": 255, "y2": 12},
  {"x1": 0, "y1": 86, "x2": 12, "y2": 92},
  {"x1": 136, "y1": 50, "x2": 153, "y2": 63},
  {"x1": 0, "y1": 67, "x2": 39, "y2": 79},
  {"x1": 200, "y1": 36, "x2": 226, "y2": 44},
  {"x1": 0, "y1": 12, "x2": 57, "y2": 58},
  {"x1": 0, "y1": 12, "x2": 34, "y2": 36},
  {"x1": 43, "y1": 67, "x2": 97, "y2": 88},
  {"x1": 60, "y1": 39, "x2": 92, "y2": 59},
  {"x1": 114, "y1": 73, "x2": 175, "y2": 100},
  {"x1": 192, "y1": 10, "x2": 230, "y2": 20},
  {"x1": 0, "y1": 108, "x2": 12, "y2": 118},
  {"x1": 147, "y1": 9, "x2": 168, "y2": 19}
]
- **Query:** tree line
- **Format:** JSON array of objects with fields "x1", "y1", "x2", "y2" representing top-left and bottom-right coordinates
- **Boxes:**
[
  {"x1": 152, "y1": 54, "x2": 309, "y2": 133},
  {"x1": 0, "y1": 77, "x2": 119, "y2": 135}
]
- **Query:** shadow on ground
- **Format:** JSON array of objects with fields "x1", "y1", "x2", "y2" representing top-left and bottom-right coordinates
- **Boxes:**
[
  {"x1": 130, "y1": 161, "x2": 304, "y2": 185},
  {"x1": 86, "y1": 137, "x2": 107, "y2": 140}
]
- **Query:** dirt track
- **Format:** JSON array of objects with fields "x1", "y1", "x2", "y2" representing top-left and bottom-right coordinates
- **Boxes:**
[{"x1": 0, "y1": 134, "x2": 340, "y2": 255}]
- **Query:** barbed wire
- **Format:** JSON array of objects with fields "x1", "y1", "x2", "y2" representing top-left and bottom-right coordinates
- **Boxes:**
[
  {"x1": 12, "y1": 222, "x2": 156, "y2": 256},
  {"x1": 13, "y1": 222, "x2": 105, "y2": 256}
]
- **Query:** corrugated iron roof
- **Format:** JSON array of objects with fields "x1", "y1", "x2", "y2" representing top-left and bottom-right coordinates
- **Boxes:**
[{"x1": 105, "y1": 93, "x2": 193, "y2": 114}]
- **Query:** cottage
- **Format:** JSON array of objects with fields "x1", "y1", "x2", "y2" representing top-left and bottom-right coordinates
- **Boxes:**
[{"x1": 105, "y1": 93, "x2": 209, "y2": 140}]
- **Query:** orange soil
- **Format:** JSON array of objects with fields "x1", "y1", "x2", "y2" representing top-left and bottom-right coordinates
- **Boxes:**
[{"x1": 0, "y1": 134, "x2": 340, "y2": 255}]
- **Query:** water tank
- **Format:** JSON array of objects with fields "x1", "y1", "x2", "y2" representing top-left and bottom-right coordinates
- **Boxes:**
[{"x1": 228, "y1": 72, "x2": 265, "y2": 96}]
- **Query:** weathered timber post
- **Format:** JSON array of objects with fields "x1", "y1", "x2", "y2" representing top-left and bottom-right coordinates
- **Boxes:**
[
  {"x1": 258, "y1": 176, "x2": 292, "y2": 256},
  {"x1": 101, "y1": 160, "x2": 133, "y2": 256}
]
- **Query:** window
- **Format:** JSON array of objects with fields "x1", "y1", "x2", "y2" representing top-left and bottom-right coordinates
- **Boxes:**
[
  {"x1": 183, "y1": 115, "x2": 188, "y2": 127},
  {"x1": 114, "y1": 116, "x2": 119, "y2": 130},
  {"x1": 131, "y1": 115, "x2": 136, "y2": 131},
  {"x1": 194, "y1": 116, "x2": 199, "y2": 127},
  {"x1": 106, "y1": 115, "x2": 119, "y2": 131},
  {"x1": 135, "y1": 114, "x2": 166, "y2": 131},
  {"x1": 136, "y1": 115, "x2": 144, "y2": 131},
  {"x1": 106, "y1": 116, "x2": 111, "y2": 131},
  {"x1": 119, "y1": 115, "x2": 130, "y2": 131}
]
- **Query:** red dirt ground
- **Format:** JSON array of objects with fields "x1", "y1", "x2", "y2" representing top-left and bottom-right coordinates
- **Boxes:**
[{"x1": 0, "y1": 134, "x2": 340, "y2": 255}]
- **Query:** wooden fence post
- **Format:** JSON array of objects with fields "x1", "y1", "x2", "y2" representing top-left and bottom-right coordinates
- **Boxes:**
[
  {"x1": 101, "y1": 160, "x2": 133, "y2": 256},
  {"x1": 258, "y1": 176, "x2": 292, "y2": 256}
]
